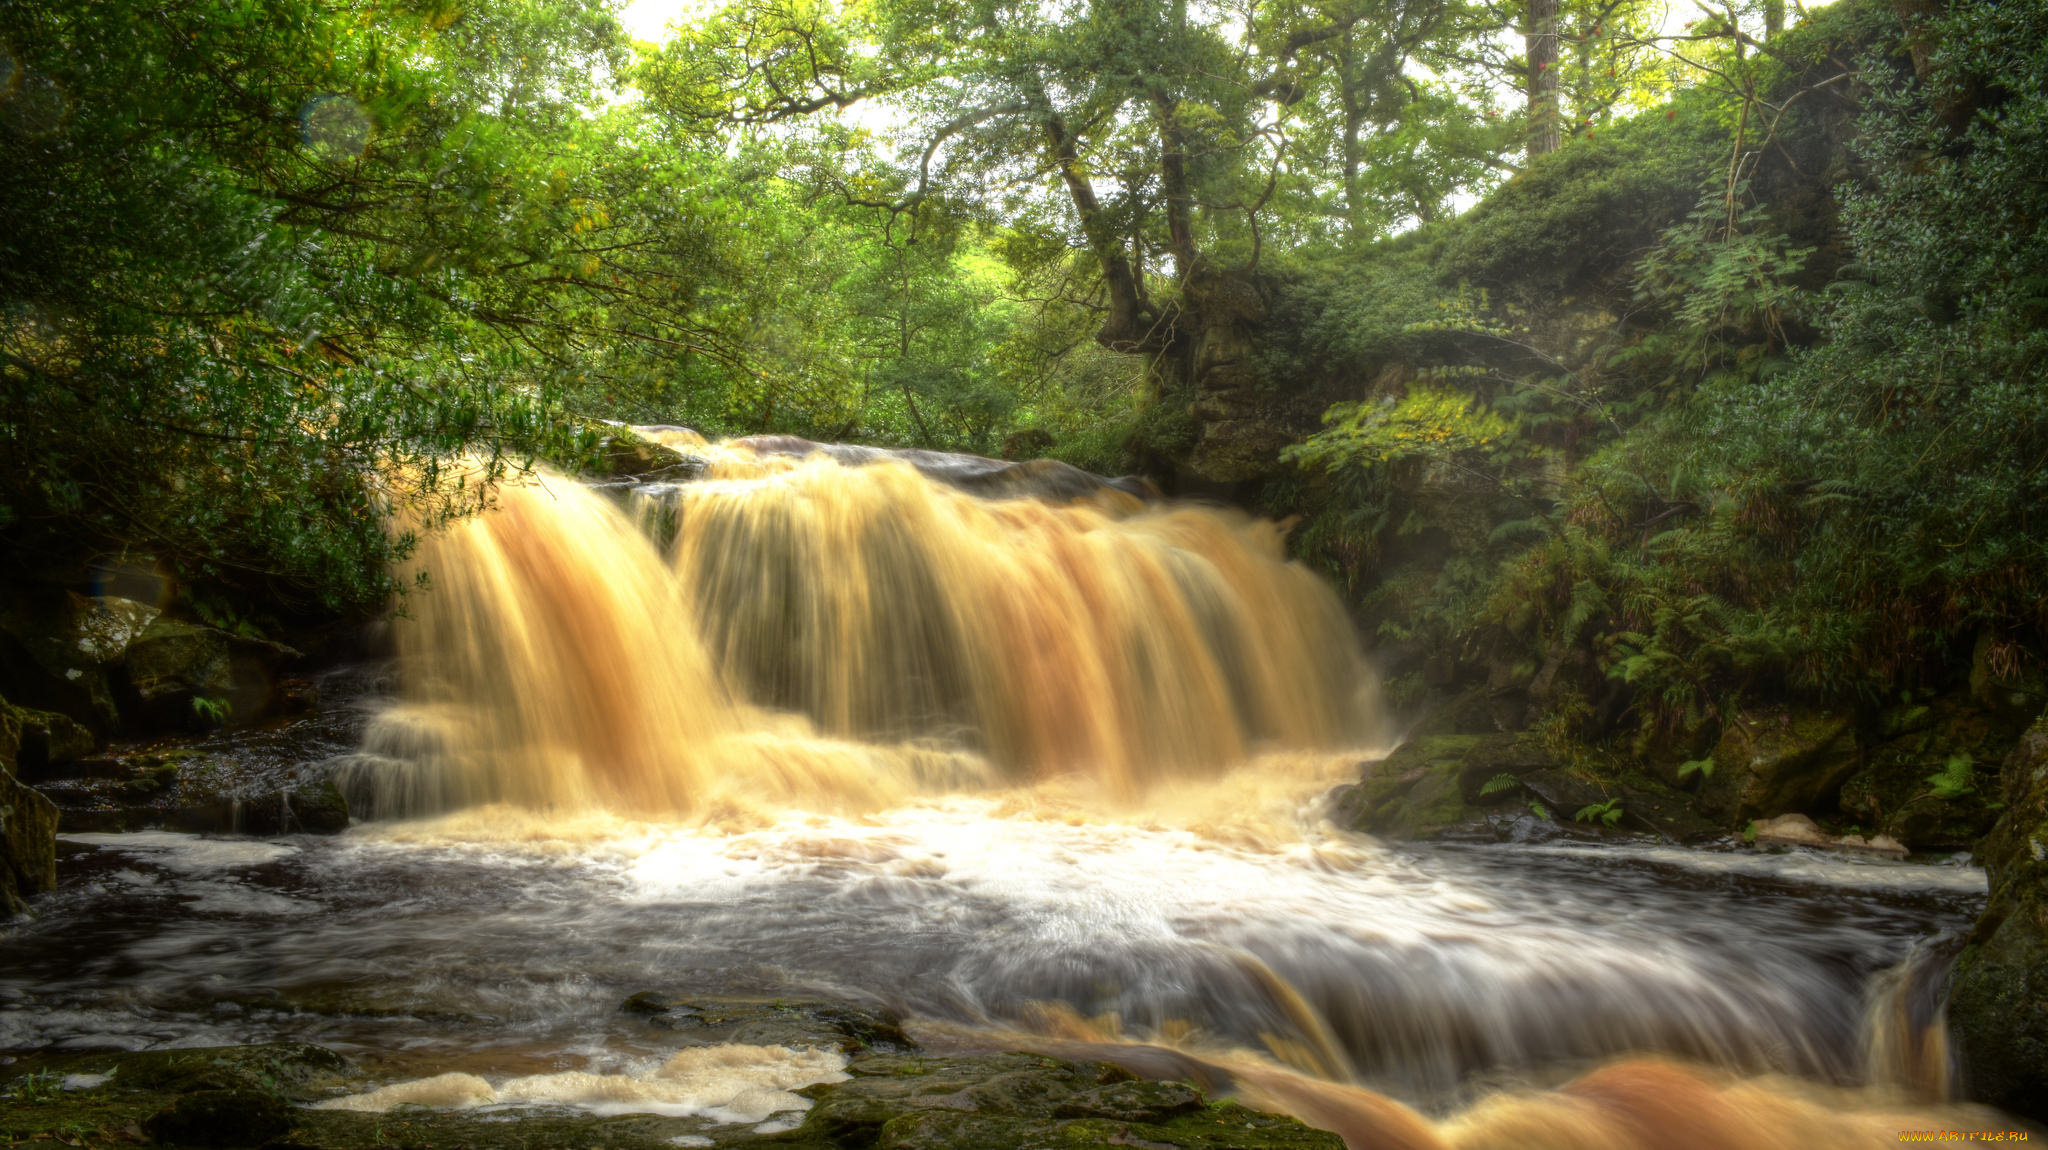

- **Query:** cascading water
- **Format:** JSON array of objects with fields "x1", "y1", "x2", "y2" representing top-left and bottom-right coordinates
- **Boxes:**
[
  {"x1": 338, "y1": 442, "x2": 1375, "y2": 817},
  {"x1": 1, "y1": 435, "x2": 1999, "y2": 1145}
]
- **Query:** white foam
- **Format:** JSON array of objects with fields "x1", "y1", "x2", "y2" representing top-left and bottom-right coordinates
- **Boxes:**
[
  {"x1": 310, "y1": 1044, "x2": 849, "y2": 1122},
  {"x1": 1522, "y1": 843, "x2": 1990, "y2": 894},
  {"x1": 62, "y1": 832, "x2": 297, "y2": 873},
  {"x1": 315, "y1": 1072, "x2": 496, "y2": 1111},
  {"x1": 61, "y1": 1073, "x2": 111, "y2": 1090},
  {"x1": 176, "y1": 880, "x2": 321, "y2": 917}
]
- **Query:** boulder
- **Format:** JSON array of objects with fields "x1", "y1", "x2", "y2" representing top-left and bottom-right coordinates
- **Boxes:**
[
  {"x1": 1332, "y1": 734, "x2": 1560, "y2": 839},
  {"x1": 1753, "y1": 812, "x2": 1832, "y2": 846},
  {"x1": 6, "y1": 701, "x2": 95, "y2": 777},
  {"x1": 1838, "y1": 694, "x2": 2027, "y2": 850},
  {"x1": 0, "y1": 699, "x2": 61, "y2": 916},
  {"x1": 119, "y1": 617, "x2": 306, "y2": 731},
  {"x1": 124, "y1": 618, "x2": 235, "y2": 713},
  {"x1": 1948, "y1": 713, "x2": 2048, "y2": 1120},
  {"x1": 580, "y1": 421, "x2": 702, "y2": 478},
  {"x1": 1696, "y1": 706, "x2": 1860, "y2": 824},
  {"x1": 0, "y1": 591, "x2": 149, "y2": 730}
]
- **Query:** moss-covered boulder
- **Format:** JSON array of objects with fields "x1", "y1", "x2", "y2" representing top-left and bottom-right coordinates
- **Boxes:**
[
  {"x1": 558, "y1": 420, "x2": 705, "y2": 480},
  {"x1": 1331, "y1": 733, "x2": 1555, "y2": 838},
  {"x1": 1948, "y1": 713, "x2": 2048, "y2": 1120},
  {"x1": 4, "y1": 698, "x2": 95, "y2": 778},
  {"x1": 1695, "y1": 706, "x2": 1860, "y2": 825},
  {"x1": 1, "y1": 768, "x2": 60, "y2": 916},
  {"x1": 619, "y1": 993, "x2": 915, "y2": 1054},
  {"x1": 0, "y1": 698, "x2": 61, "y2": 916},
  {"x1": 1837, "y1": 695, "x2": 2016, "y2": 849},
  {"x1": 124, "y1": 618, "x2": 235, "y2": 719}
]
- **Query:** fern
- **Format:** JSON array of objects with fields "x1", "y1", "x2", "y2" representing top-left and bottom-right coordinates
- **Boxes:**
[
  {"x1": 1480, "y1": 773, "x2": 1522, "y2": 797},
  {"x1": 1574, "y1": 798, "x2": 1625, "y2": 827},
  {"x1": 1925, "y1": 754, "x2": 1976, "y2": 800}
]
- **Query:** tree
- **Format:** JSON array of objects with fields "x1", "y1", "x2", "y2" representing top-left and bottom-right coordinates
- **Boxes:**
[{"x1": 0, "y1": 0, "x2": 730, "y2": 612}]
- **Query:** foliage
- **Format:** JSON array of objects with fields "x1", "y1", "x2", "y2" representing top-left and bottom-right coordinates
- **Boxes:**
[
  {"x1": 1574, "y1": 797, "x2": 1625, "y2": 827},
  {"x1": 1480, "y1": 772, "x2": 1522, "y2": 797},
  {"x1": 1277, "y1": 0, "x2": 2048, "y2": 752},
  {"x1": 1925, "y1": 754, "x2": 1977, "y2": 801},
  {"x1": 1286, "y1": 386, "x2": 1516, "y2": 474},
  {"x1": 0, "y1": 0, "x2": 671, "y2": 613}
]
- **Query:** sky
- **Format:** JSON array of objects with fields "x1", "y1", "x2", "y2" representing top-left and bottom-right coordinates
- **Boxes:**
[{"x1": 620, "y1": 0, "x2": 714, "y2": 42}]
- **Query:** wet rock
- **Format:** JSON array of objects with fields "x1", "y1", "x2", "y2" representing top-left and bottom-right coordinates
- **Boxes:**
[
  {"x1": 1053, "y1": 1080, "x2": 1205, "y2": 1123},
  {"x1": 124, "y1": 619, "x2": 235, "y2": 718},
  {"x1": 1, "y1": 765, "x2": 61, "y2": 916},
  {"x1": 1697, "y1": 706, "x2": 1861, "y2": 824},
  {"x1": 0, "y1": 1033, "x2": 1344, "y2": 1150},
  {"x1": 1753, "y1": 812, "x2": 1832, "y2": 846},
  {"x1": 7, "y1": 699, "x2": 96, "y2": 776},
  {"x1": 108, "y1": 1043, "x2": 358, "y2": 1101},
  {"x1": 142, "y1": 1087, "x2": 293, "y2": 1146},
  {"x1": 1330, "y1": 740, "x2": 1478, "y2": 839},
  {"x1": 222, "y1": 773, "x2": 352, "y2": 836},
  {"x1": 621, "y1": 994, "x2": 915, "y2": 1054},
  {"x1": 1948, "y1": 712, "x2": 2048, "y2": 1120},
  {"x1": 1838, "y1": 695, "x2": 2020, "y2": 849},
  {"x1": 0, "y1": 696, "x2": 61, "y2": 915}
]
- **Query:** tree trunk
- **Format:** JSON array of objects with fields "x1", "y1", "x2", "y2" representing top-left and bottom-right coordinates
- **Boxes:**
[{"x1": 1525, "y1": 0, "x2": 1560, "y2": 158}]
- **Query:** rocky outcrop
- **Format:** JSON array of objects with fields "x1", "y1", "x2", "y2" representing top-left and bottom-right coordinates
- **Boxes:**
[
  {"x1": 0, "y1": 697, "x2": 61, "y2": 916},
  {"x1": 1332, "y1": 734, "x2": 1554, "y2": 838},
  {"x1": 124, "y1": 618, "x2": 234, "y2": 716},
  {"x1": 588, "y1": 422, "x2": 703, "y2": 478},
  {"x1": 1330, "y1": 732, "x2": 1722, "y2": 843},
  {"x1": 1694, "y1": 706, "x2": 1861, "y2": 824},
  {"x1": 0, "y1": 590, "x2": 162, "y2": 732},
  {"x1": 1948, "y1": 713, "x2": 2048, "y2": 1120}
]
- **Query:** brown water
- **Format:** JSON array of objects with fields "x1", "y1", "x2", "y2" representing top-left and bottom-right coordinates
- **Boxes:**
[
  {"x1": 0, "y1": 438, "x2": 2006, "y2": 1144},
  {"x1": 339, "y1": 444, "x2": 1372, "y2": 818}
]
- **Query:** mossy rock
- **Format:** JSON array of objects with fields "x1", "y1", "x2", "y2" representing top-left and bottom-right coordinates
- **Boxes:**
[
  {"x1": 1696, "y1": 706, "x2": 1860, "y2": 825},
  {"x1": 1331, "y1": 734, "x2": 1554, "y2": 839},
  {"x1": 1838, "y1": 694, "x2": 2022, "y2": 849},
  {"x1": 143, "y1": 1087, "x2": 294, "y2": 1147},
  {"x1": 5, "y1": 700, "x2": 96, "y2": 777},
  {"x1": 0, "y1": 1040, "x2": 1344, "y2": 1150},
  {"x1": 562, "y1": 421, "x2": 706, "y2": 480},
  {"x1": 123, "y1": 618, "x2": 236, "y2": 725},
  {"x1": 42, "y1": 753, "x2": 352, "y2": 837},
  {"x1": 1948, "y1": 713, "x2": 2048, "y2": 1120},
  {"x1": 1, "y1": 757, "x2": 60, "y2": 915},
  {"x1": 620, "y1": 993, "x2": 915, "y2": 1054}
]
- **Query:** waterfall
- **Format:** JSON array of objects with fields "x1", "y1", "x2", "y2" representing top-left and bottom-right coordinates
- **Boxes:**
[{"x1": 339, "y1": 440, "x2": 1378, "y2": 819}]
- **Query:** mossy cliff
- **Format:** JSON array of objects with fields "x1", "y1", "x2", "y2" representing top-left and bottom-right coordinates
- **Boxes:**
[{"x1": 1948, "y1": 715, "x2": 2048, "y2": 1120}]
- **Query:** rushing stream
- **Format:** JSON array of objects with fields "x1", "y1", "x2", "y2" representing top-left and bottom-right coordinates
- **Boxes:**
[
  {"x1": 1, "y1": 799, "x2": 1985, "y2": 1102},
  {"x1": 0, "y1": 435, "x2": 1997, "y2": 1137}
]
